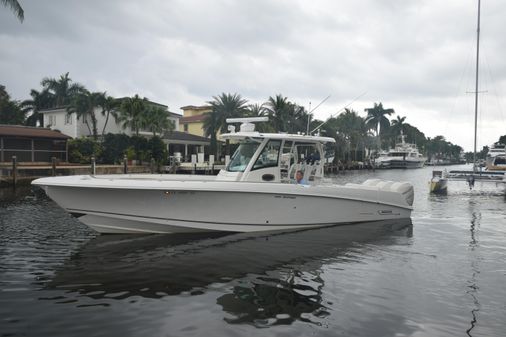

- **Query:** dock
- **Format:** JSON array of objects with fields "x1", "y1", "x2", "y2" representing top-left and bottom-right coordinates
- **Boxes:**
[{"x1": 447, "y1": 169, "x2": 506, "y2": 182}]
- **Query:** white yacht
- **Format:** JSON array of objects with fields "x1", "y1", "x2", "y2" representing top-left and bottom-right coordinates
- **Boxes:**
[
  {"x1": 32, "y1": 118, "x2": 414, "y2": 234},
  {"x1": 485, "y1": 143, "x2": 506, "y2": 171},
  {"x1": 375, "y1": 133, "x2": 426, "y2": 169}
]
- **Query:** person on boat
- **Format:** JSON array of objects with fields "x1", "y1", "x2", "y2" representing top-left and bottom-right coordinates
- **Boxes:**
[{"x1": 295, "y1": 170, "x2": 307, "y2": 185}]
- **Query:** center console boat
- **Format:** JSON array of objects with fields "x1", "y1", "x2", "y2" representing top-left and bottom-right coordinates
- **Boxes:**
[{"x1": 32, "y1": 118, "x2": 414, "y2": 234}]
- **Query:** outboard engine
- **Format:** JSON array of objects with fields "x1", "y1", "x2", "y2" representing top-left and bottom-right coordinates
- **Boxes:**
[
  {"x1": 390, "y1": 182, "x2": 414, "y2": 206},
  {"x1": 362, "y1": 179, "x2": 414, "y2": 206}
]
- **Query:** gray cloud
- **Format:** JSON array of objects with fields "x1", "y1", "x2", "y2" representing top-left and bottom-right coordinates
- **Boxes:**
[{"x1": 1, "y1": 0, "x2": 505, "y2": 150}]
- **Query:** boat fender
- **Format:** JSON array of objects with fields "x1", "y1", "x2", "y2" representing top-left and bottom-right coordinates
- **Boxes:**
[{"x1": 390, "y1": 182, "x2": 414, "y2": 206}]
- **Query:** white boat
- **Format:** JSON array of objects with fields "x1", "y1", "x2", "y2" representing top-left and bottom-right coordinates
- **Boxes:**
[
  {"x1": 429, "y1": 170, "x2": 448, "y2": 194},
  {"x1": 375, "y1": 133, "x2": 426, "y2": 169},
  {"x1": 32, "y1": 118, "x2": 414, "y2": 234},
  {"x1": 485, "y1": 143, "x2": 506, "y2": 170}
]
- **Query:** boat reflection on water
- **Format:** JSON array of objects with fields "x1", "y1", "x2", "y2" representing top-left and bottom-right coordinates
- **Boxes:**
[{"x1": 45, "y1": 220, "x2": 412, "y2": 325}]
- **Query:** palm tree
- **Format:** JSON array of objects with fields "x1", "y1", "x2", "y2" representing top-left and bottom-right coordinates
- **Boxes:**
[
  {"x1": 205, "y1": 93, "x2": 248, "y2": 156},
  {"x1": 364, "y1": 102, "x2": 395, "y2": 149},
  {"x1": 117, "y1": 95, "x2": 148, "y2": 136},
  {"x1": 391, "y1": 115, "x2": 406, "y2": 132},
  {"x1": 99, "y1": 94, "x2": 119, "y2": 137},
  {"x1": 41, "y1": 72, "x2": 85, "y2": 108},
  {"x1": 1, "y1": 0, "x2": 24, "y2": 22},
  {"x1": 245, "y1": 103, "x2": 273, "y2": 133},
  {"x1": 143, "y1": 106, "x2": 175, "y2": 136},
  {"x1": 67, "y1": 90, "x2": 104, "y2": 140},
  {"x1": 21, "y1": 89, "x2": 55, "y2": 126},
  {"x1": 265, "y1": 94, "x2": 290, "y2": 132}
]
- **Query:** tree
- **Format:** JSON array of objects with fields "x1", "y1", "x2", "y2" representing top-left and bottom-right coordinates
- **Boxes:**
[
  {"x1": 0, "y1": 85, "x2": 25, "y2": 124},
  {"x1": 117, "y1": 94, "x2": 148, "y2": 136},
  {"x1": 41, "y1": 72, "x2": 85, "y2": 108},
  {"x1": 99, "y1": 95, "x2": 119, "y2": 137},
  {"x1": 1, "y1": 0, "x2": 24, "y2": 22},
  {"x1": 21, "y1": 89, "x2": 54, "y2": 126},
  {"x1": 204, "y1": 93, "x2": 248, "y2": 156},
  {"x1": 365, "y1": 102, "x2": 395, "y2": 149},
  {"x1": 390, "y1": 115, "x2": 406, "y2": 134},
  {"x1": 245, "y1": 103, "x2": 273, "y2": 133},
  {"x1": 67, "y1": 90, "x2": 104, "y2": 140},
  {"x1": 265, "y1": 94, "x2": 290, "y2": 132},
  {"x1": 142, "y1": 106, "x2": 175, "y2": 136}
]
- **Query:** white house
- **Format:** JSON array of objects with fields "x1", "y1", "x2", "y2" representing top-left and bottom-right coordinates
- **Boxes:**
[{"x1": 40, "y1": 100, "x2": 181, "y2": 138}]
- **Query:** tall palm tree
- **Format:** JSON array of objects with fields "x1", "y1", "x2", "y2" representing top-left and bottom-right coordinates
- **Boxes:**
[
  {"x1": 99, "y1": 94, "x2": 119, "y2": 137},
  {"x1": 143, "y1": 106, "x2": 174, "y2": 136},
  {"x1": 391, "y1": 115, "x2": 406, "y2": 132},
  {"x1": 67, "y1": 90, "x2": 104, "y2": 140},
  {"x1": 117, "y1": 94, "x2": 148, "y2": 136},
  {"x1": 205, "y1": 93, "x2": 248, "y2": 156},
  {"x1": 21, "y1": 89, "x2": 55, "y2": 126},
  {"x1": 41, "y1": 72, "x2": 85, "y2": 108},
  {"x1": 265, "y1": 94, "x2": 290, "y2": 132},
  {"x1": 246, "y1": 103, "x2": 273, "y2": 133},
  {"x1": 364, "y1": 102, "x2": 395, "y2": 149},
  {"x1": 1, "y1": 0, "x2": 24, "y2": 22}
]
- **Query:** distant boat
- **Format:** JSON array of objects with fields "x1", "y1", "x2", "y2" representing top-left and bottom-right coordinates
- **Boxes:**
[
  {"x1": 485, "y1": 143, "x2": 506, "y2": 170},
  {"x1": 429, "y1": 170, "x2": 448, "y2": 194},
  {"x1": 443, "y1": 0, "x2": 506, "y2": 192},
  {"x1": 375, "y1": 132, "x2": 426, "y2": 169}
]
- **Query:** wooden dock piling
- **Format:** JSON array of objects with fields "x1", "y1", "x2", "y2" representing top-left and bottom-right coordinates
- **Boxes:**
[
  {"x1": 51, "y1": 157, "x2": 56, "y2": 176},
  {"x1": 11, "y1": 156, "x2": 17, "y2": 187}
]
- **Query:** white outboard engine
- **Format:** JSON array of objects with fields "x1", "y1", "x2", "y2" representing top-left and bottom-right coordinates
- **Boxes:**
[{"x1": 362, "y1": 179, "x2": 414, "y2": 206}]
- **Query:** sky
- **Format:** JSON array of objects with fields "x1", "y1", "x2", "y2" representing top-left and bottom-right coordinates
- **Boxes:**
[{"x1": 1, "y1": 0, "x2": 506, "y2": 151}]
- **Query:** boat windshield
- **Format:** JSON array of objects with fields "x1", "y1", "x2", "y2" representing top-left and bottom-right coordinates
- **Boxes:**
[{"x1": 227, "y1": 139, "x2": 261, "y2": 172}]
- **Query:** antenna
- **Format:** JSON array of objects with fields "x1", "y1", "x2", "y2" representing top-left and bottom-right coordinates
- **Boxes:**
[
  {"x1": 226, "y1": 117, "x2": 268, "y2": 133},
  {"x1": 311, "y1": 91, "x2": 367, "y2": 134},
  {"x1": 306, "y1": 95, "x2": 331, "y2": 135}
]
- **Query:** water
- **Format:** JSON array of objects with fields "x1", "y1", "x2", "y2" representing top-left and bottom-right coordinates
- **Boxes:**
[{"x1": 1, "y1": 166, "x2": 505, "y2": 337}]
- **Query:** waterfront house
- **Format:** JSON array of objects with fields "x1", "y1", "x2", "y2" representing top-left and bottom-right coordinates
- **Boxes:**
[
  {"x1": 179, "y1": 105, "x2": 212, "y2": 137},
  {"x1": 41, "y1": 100, "x2": 213, "y2": 162},
  {"x1": 40, "y1": 99, "x2": 180, "y2": 139},
  {"x1": 0, "y1": 125, "x2": 70, "y2": 163}
]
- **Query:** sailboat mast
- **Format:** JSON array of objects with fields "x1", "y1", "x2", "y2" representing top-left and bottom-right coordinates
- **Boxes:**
[{"x1": 473, "y1": 0, "x2": 481, "y2": 172}]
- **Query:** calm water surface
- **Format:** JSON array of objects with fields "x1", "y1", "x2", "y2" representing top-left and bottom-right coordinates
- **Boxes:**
[{"x1": 1, "y1": 166, "x2": 505, "y2": 337}]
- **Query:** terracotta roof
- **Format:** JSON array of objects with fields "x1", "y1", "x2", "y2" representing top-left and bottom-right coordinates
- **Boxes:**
[
  {"x1": 0, "y1": 125, "x2": 71, "y2": 139},
  {"x1": 181, "y1": 115, "x2": 207, "y2": 123},
  {"x1": 180, "y1": 105, "x2": 212, "y2": 111},
  {"x1": 163, "y1": 131, "x2": 211, "y2": 144}
]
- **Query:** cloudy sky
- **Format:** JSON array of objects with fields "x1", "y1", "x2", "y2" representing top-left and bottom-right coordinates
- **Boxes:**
[{"x1": 1, "y1": 0, "x2": 505, "y2": 150}]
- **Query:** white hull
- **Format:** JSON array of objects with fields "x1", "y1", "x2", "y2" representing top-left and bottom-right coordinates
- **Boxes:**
[
  {"x1": 35, "y1": 175, "x2": 413, "y2": 234},
  {"x1": 376, "y1": 158, "x2": 425, "y2": 169}
]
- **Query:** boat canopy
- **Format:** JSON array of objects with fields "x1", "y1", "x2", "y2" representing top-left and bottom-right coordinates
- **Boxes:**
[{"x1": 220, "y1": 131, "x2": 336, "y2": 144}]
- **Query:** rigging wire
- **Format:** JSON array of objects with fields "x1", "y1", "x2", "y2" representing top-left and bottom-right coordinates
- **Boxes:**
[{"x1": 310, "y1": 91, "x2": 367, "y2": 134}]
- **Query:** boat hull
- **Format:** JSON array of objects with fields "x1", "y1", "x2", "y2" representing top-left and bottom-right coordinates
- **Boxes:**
[
  {"x1": 376, "y1": 159, "x2": 425, "y2": 169},
  {"x1": 429, "y1": 178, "x2": 448, "y2": 194},
  {"x1": 38, "y1": 178, "x2": 412, "y2": 234}
]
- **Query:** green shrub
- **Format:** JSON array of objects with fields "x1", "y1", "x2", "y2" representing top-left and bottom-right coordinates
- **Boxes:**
[{"x1": 68, "y1": 138, "x2": 101, "y2": 164}]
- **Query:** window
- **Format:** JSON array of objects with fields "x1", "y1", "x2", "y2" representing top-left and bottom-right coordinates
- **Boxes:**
[
  {"x1": 227, "y1": 139, "x2": 261, "y2": 172},
  {"x1": 252, "y1": 140, "x2": 281, "y2": 170},
  {"x1": 294, "y1": 142, "x2": 320, "y2": 163},
  {"x1": 65, "y1": 114, "x2": 72, "y2": 125},
  {"x1": 184, "y1": 124, "x2": 188, "y2": 132}
]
